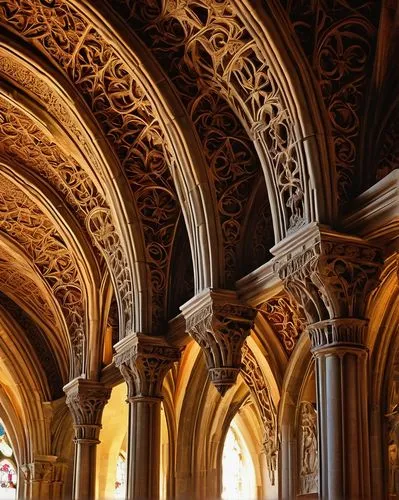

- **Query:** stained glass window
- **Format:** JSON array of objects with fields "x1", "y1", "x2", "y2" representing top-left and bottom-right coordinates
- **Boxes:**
[{"x1": 0, "y1": 421, "x2": 16, "y2": 500}]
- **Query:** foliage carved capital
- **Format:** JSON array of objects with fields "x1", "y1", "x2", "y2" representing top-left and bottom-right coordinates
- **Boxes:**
[
  {"x1": 114, "y1": 333, "x2": 181, "y2": 399},
  {"x1": 181, "y1": 289, "x2": 257, "y2": 395},
  {"x1": 64, "y1": 379, "x2": 111, "y2": 443},
  {"x1": 273, "y1": 224, "x2": 383, "y2": 348}
]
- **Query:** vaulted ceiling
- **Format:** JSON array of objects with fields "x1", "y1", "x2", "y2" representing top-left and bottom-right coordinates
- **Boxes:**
[{"x1": 0, "y1": 0, "x2": 395, "y2": 397}]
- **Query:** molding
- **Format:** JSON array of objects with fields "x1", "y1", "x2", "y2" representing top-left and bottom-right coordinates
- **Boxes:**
[
  {"x1": 236, "y1": 259, "x2": 283, "y2": 306},
  {"x1": 342, "y1": 170, "x2": 399, "y2": 247}
]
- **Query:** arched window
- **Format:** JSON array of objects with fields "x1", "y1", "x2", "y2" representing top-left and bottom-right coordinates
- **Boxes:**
[
  {"x1": 0, "y1": 421, "x2": 16, "y2": 499},
  {"x1": 222, "y1": 418, "x2": 256, "y2": 500},
  {"x1": 114, "y1": 452, "x2": 127, "y2": 499}
]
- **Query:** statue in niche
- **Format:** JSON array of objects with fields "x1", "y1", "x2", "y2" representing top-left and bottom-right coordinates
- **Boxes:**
[
  {"x1": 299, "y1": 401, "x2": 318, "y2": 495},
  {"x1": 388, "y1": 405, "x2": 399, "y2": 497}
]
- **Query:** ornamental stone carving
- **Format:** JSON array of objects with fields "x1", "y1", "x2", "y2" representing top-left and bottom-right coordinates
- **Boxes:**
[
  {"x1": 181, "y1": 289, "x2": 256, "y2": 395},
  {"x1": 273, "y1": 223, "x2": 383, "y2": 350},
  {"x1": 261, "y1": 293, "x2": 305, "y2": 354},
  {"x1": 111, "y1": 0, "x2": 304, "y2": 248},
  {"x1": 298, "y1": 401, "x2": 318, "y2": 495},
  {"x1": 241, "y1": 342, "x2": 278, "y2": 485},
  {"x1": 64, "y1": 379, "x2": 111, "y2": 443},
  {"x1": 0, "y1": 0, "x2": 181, "y2": 332},
  {"x1": 0, "y1": 174, "x2": 86, "y2": 376},
  {"x1": 281, "y1": 0, "x2": 379, "y2": 202},
  {"x1": 0, "y1": 94, "x2": 134, "y2": 343},
  {"x1": 114, "y1": 333, "x2": 181, "y2": 399}
]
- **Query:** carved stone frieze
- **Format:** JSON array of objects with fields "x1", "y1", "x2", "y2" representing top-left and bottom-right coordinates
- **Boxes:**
[
  {"x1": 298, "y1": 401, "x2": 318, "y2": 495},
  {"x1": 64, "y1": 379, "x2": 111, "y2": 443},
  {"x1": 241, "y1": 342, "x2": 278, "y2": 485},
  {"x1": 261, "y1": 293, "x2": 305, "y2": 354},
  {"x1": 281, "y1": 0, "x2": 380, "y2": 201},
  {"x1": 273, "y1": 224, "x2": 383, "y2": 350},
  {"x1": 181, "y1": 289, "x2": 256, "y2": 395},
  {"x1": 114, "y1": 333, "x2": 181, "y2": 399}
]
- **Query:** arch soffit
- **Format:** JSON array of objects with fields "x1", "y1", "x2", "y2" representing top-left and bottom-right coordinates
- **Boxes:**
[
  {"x1": 234, "y1": 0, "x2": 335, "y2": 222},
  {"x1": 0, "y1": 240, "x2": 68, "y2": 354},
  {"x1": 0, "y1": 170, "x2": 89, "y2": 376},
  {"x1": 69, "y1": 0, "x2": 273, "y2": 290},
  {"x1": 0, "y1": 43, "x2": 146, "y2": 338},
  {"x1": 278, "y1": 331, "x2": 312, "y2": 429},
  {"x1": 74, "y1": 0, "x2": 223, "y2": 290},
  {"x1": 0, "y1": 2, "x2": 190, "y2": 332},
  {"x1": 367, "y1": 255, "x2": 399, "y2": 410},
  {"x1": 101, "y1": 0, "x2": 335, "y2": 241}
]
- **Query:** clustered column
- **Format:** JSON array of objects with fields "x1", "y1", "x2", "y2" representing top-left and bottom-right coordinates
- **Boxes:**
[
  {"x1": 64, "y1": 378, "x2": 111, "y2": 500},
  {"x1": 274, "y1": 224, "x2": 383, "y2": 499},
  {"x1": 114, "y1": 333, "x2": 180, "y2": 500}
]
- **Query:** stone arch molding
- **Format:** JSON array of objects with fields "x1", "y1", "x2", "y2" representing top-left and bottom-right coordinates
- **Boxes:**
[{"x1": 0, "y1": 0, "x2": 333, "y2": 325}]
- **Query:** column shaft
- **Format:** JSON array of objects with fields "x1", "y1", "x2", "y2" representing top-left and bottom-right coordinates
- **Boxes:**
[
  {"x1": 315, "y1": 346, "x2": 370, "y2": 499},
  {"x1": 73, "y1": 438, "x2": 97, "y2": 499},
  {"x1": 127, "y1": 397, "x2": 161, "y2": 499}
]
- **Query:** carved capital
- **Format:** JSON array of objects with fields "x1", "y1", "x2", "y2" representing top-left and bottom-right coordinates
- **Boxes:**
[
  {"x1": 273, "y1": 224, "x2": 383, "y2": 336},
  {"x1": 64, "y1": 379, "x2": 111, "y2": 443},
  {"x1": 114, "y1": 333, "x2": 181, "y2": 399},
  {"x1": 308, "y1": 318, "x2": 369, "y2": 352},
  {"x1": 181, "y1": 289, "x2": 257, "y2": 395},
  {"x1": 22, "y1": 456, "x2": 58, "y2": 483}
]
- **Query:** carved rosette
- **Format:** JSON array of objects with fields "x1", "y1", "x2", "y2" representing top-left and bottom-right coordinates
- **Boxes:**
[
  {"x1": 114, "y1": 333, "x2": 181, "y2": 400},
  {"x1": 274, "y1": 224, "x2": 383, "y2": 351},
  {"x1": 64, "y1": 379, "x2": 111, "y2": 443},
  {"x1": 181, "y1": 290, "x2": 256, "y2": 395}
]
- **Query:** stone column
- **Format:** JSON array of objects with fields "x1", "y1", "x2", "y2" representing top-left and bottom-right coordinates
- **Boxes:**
[
  {"x1": 64, "y1": 378, "x2": 111, "y2": 500},
  {"x1": 180, "y1": 289, "x2": 256, "y2": 395},
  {"x1": 114, "y1": 333, "x2": 180, "y2": 500},
  {"x1": 274, "y1": 223, "x2": 383, "y2": 499}
]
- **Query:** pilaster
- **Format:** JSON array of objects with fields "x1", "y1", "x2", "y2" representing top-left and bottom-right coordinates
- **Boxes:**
[{"x1": 180, "y1": 289, "x2": 256, "y2": 395}]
